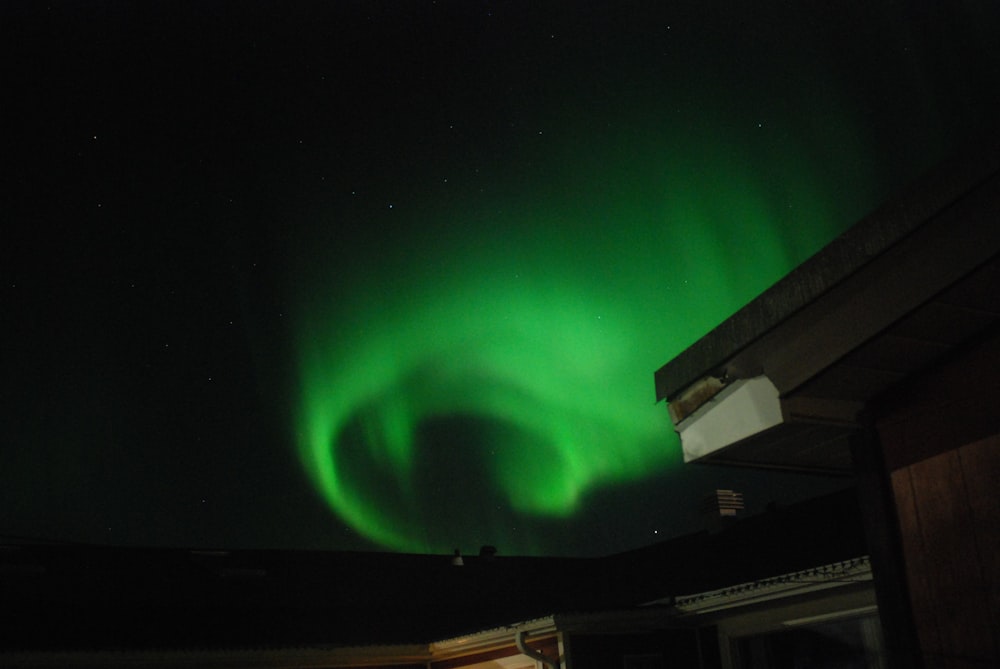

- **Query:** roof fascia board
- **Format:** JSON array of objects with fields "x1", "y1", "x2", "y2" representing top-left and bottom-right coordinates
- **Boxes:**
[{"x1": 670, "y1": 556, "x2": 872, "y2": 615}]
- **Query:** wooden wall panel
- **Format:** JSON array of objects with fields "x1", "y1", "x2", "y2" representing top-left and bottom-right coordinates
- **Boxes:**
[
  {"x1": 890, "y1": 466, "x2": 941, "y2": 657},
  {"x1": 874, "y1": 328, "x2": 1000, "y2": 666},
  {"x1": 957, "y1": 436, "x2": 1000, "y2": 659},
  {"x1": 888, "y1": 439, "x2": 1000, "y2": 666},
  {"x1": 908, "y1": 451, "x2": 994, "y2": 661}
]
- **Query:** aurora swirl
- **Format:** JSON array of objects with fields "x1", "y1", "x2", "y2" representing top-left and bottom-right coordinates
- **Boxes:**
[
  {"x1": 5, "y1": 0, "x2": 998, "y2": 555},
  {"x1": 291, "y1": 98, "x2": 875, "y2": 554}
]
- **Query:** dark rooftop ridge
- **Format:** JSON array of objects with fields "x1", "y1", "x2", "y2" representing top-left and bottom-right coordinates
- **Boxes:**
[{"x1": 0, "y1": 488, "x2": 864, "y2": 652}]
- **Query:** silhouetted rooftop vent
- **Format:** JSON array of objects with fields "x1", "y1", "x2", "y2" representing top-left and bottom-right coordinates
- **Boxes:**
[{"x1": 704, "y1": 489, "x2": 745, "y2": 517}]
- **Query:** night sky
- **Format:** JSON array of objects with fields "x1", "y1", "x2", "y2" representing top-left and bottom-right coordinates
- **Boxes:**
[{"x1": 4, "y1": 2, "x2": 999, "y2": 556}]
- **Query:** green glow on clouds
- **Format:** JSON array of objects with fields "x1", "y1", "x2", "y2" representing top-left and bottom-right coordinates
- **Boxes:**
[{"x1": 291, "y1": 93, "x2": 876, "y2": 555}]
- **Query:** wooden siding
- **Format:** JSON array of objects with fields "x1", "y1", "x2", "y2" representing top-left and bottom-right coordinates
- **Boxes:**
[
  {"x1": 874, "y1": 328, "x2": 1000, "y2": 667},
  {"x1": 890, "y1": 440, "x2": 999, "y2": 665}
]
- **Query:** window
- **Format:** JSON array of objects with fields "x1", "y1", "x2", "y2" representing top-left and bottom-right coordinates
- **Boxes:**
[{"x1": 734, "y1": 615, "x2": 885, "y2": 669}]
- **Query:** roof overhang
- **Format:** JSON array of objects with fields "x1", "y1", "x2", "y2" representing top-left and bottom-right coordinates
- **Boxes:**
[
  {"x1": 671, "y1": 374, "x2": 863, "y2": 472},
  {"x1": 656, "y1": 141, "x2": 1000, "y2": 473}
]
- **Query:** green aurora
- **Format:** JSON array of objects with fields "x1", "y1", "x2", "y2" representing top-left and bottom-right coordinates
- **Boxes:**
[
  {"x1": 291, "y1": 95, "x2": 883, "y2": 555},
  {"x1": 285, "y1": 1, "x2": 999, "y2": 556},
  {"x1": 3, "y1": 0, "x2": 998, "y2": 555}
]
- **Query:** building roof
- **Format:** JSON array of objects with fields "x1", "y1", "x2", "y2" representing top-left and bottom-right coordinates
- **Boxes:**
[
  {"x1": 654, "y1": 140, "x2": 1000, "y2": 473},
  {"x1": 0, "y1": 488, "x2": 864, "y2": 654}
]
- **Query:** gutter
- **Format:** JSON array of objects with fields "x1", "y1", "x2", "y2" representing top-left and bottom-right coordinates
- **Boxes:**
[{"x1": 515, "y1": 629, "x2": 559, "y2": 669}]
